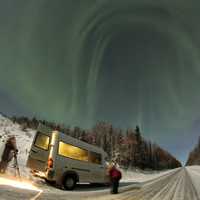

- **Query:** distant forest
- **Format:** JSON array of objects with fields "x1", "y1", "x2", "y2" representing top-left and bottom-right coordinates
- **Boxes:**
[
  {"x1": 11, "y1": 116, "x2": 181, "y2": 170},
  {"x1": 186, "y1": 138, "x2": 200, "y2": 165}
]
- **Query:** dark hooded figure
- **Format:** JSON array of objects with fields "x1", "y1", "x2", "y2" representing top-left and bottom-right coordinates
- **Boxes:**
[
  {"x1": 0, "y1": 136, "x2": 18, "y2": 173},
  {"x1": 109, "y1": 163, "x2": 122, "y2": 194}
]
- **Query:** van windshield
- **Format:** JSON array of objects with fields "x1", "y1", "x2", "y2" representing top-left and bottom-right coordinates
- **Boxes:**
[{"x1": 34, "y1": 132, "x2": 50, "y2": 150}]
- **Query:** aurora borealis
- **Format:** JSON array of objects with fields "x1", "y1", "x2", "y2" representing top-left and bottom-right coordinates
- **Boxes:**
[{"x1": 0, "y1": 0, "x2": 200, "y2": 163}]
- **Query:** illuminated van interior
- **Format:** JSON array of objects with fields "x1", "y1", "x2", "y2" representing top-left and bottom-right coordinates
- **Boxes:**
[
  {"x1": 34, "y1": 132, "x2": 50, "y2": 150},
  {"x1": 58, "y1": 141, "x2": 102, "y2": 164},
  {"x1": 58, "y1": 141, "x2": 88, "y2": 161}
]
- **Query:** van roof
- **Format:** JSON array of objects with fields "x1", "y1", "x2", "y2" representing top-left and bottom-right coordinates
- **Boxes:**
[{"x1": 37, "y1": 123, "x2": 107, "y2": 156}]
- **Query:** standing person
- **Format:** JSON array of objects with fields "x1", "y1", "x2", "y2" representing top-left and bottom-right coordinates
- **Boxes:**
[
  {"x1": 0, "y1": 136, "x2": 18, "y2": 173},
  {"x1": 109, "y1": 163, "x2": 122, "y2": 194}
]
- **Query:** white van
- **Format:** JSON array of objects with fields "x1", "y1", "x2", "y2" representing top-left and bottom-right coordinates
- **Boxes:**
[{"x1": 26, "y1": 124, "x2": 109, "y2": 190}]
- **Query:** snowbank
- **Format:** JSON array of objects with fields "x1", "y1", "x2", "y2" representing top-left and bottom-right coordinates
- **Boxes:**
[
  {"x1": 0, "y1": 114, "x2": 36, "y2": 178},
  {"x1": 121, "y1": 167, "x2": 172, "y2": 183}
]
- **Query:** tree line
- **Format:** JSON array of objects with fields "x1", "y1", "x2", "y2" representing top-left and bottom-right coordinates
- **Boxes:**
[
  {"x1": 11, "y1": 116, "x2": 181, "y2": 170},
  {"x1": 186, "y1": 137, "x2": 200, "y2": 165}
]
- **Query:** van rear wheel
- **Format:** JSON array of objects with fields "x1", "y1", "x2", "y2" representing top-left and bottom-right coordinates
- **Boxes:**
[{"x1": 63, "y1": 176, "x2": 76, "y2": 190}]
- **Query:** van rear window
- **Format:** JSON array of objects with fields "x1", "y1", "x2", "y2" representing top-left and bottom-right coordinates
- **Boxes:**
[{"x1": 34, "y1": 132, "x2": 50, "y2": 150}]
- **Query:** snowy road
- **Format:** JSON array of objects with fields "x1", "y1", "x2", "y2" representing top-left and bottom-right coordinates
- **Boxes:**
[
  {"x1": 1, "y1": 166, "x2": 200, "y2": 200},
  {"x1": 94, "y1": 166, "x2": 200, "y2": 200}
]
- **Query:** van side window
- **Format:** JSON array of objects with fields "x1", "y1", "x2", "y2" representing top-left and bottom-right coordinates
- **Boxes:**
[
  {"x1": 34, "y1": 132, "x2": 50, "y2": 150},
  {"x1": 89, "y1": 152, "x2": 102, "y2": 165},
  {"x1": 58, "y1": 142, "x2": 89, "y2": 162}
]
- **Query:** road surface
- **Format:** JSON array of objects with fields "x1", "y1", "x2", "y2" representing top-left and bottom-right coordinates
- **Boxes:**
[
  {"x1": 0, "y1": 166, "x2": 200, "y2": 200},
  {"x1": 94, "y1": 166, "x2": 200, "y2": 200}
]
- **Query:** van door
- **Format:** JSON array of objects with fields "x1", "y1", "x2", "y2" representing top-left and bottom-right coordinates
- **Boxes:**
[
  {"x1": 90, "y1": 163, "x2": 106, "y2": 183},
  {"x1": 88, "y1": 152, "x2": 106, "y2": 183},
  {"x1": 27, "y1": 131, "x2": 51, "y2": 172}
]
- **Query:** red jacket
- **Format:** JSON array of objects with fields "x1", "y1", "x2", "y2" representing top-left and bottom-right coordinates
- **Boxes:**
[{"x1": 109, "y1": 167, "x2": 122, "y2": 180}]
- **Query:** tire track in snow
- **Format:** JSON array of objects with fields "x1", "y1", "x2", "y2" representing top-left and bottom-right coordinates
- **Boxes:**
[
  {"x1": 151, "y1": 169, "x2": 185, "y2": 200},
  {"x1": 130, "y1": 169, "x2": 182, "y2": 200},
  {"x1": 184, "y1": 168, "x2": 200, "y2": 200},
  {"x1": 169, "y1": 169, "x2": 185, "y2": 200},
  {"x1": 111, "y1": 168, "x2": 182, "y2": 200}
]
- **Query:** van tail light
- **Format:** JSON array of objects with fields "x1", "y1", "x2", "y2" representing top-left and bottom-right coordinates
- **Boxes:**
[{"x1": 47, "y1": 158, "x2": 53, "y2": 168}]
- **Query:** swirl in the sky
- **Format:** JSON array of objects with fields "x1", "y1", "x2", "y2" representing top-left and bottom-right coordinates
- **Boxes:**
[
  {"x1": 0, "y1": 1, "x2": 200, "y2": 162},
  {"x1": 76, "y1": 1, "x2": 200, "y2": 133}
]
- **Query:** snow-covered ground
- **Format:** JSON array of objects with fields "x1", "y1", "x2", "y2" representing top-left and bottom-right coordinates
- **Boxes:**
[
  {"x1": 0, "y1": 114, "x2": 35, "y2": 178},
  {"x1": 186, "y1": 165, "x2": 200, "y2": 198},
  {"x1": 1, "y1": 167, "x2": 200, "y2": 200},
  {"x1": 121, "y1": 167, "x2": 172, "y2": 183},
  {"x1": 1, "y1": 114, "x2": 200, "y2": 200}
]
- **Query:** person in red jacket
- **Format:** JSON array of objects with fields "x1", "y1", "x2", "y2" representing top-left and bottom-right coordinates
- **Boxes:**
[{"x1": 109, "y1": 163, "x2": 122, "y2": 194}]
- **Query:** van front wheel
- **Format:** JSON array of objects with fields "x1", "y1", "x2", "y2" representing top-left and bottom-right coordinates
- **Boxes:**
[{"x1": 63, "y1": 176, "x2": 76, "y2": 190}]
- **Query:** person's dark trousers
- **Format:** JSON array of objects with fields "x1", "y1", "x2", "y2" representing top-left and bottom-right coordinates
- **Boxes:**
[
  {"x1": 111, "y1": 178, "x2": 119, "y2": 194},
  {"x1": 0, "y1": 161, "x2": 8, "y2": 173}
]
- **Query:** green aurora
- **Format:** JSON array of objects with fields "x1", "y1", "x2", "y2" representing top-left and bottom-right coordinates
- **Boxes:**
[{"x1": 0, "y1": 0, "x2": 200, "y2": 163}]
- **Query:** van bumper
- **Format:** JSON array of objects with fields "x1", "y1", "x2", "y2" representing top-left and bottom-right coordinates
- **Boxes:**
[{"x1": 26, "y1": 156, "x2": 46, "y2": 172}]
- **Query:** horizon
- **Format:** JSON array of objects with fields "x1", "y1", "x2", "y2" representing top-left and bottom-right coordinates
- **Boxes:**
[
  {"x1": 0, "y1": 111, "x2": 194, "y2": 166},
  {"x1": 0, "y1": 0, "x2": 200, "y2": 167}
]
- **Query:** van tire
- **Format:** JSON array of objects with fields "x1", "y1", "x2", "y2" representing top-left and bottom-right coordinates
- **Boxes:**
[{"x1": 63, "y1": 175, "x2": 76, "y2": 190}]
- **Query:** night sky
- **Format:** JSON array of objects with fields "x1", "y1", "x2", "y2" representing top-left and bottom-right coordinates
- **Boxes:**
[{"x1": 0, "y1": 0, "x2": 200, "y2": 164}]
